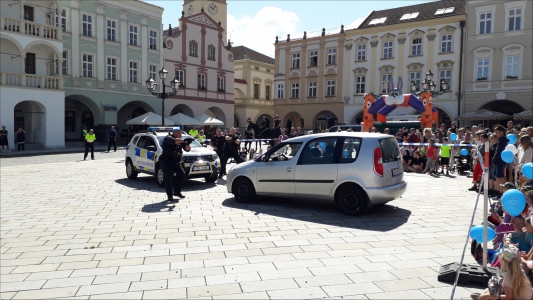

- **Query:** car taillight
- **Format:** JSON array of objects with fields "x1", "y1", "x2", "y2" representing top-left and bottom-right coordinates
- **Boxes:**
[{"x1": 373, "y1": 147, "x2": 383, "y2": 176}]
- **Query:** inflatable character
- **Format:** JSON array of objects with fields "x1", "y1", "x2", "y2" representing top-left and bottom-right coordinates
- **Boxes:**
[
  {"x1": 419, "y1": 91, "x2": 438, "y2": 130},
  {"x1": 362, "y1": 93, "x2": 377, "y2": 132}
]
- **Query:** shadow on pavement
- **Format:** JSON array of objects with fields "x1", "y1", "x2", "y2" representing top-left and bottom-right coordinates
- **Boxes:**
[
  {"x1": 221, "y1": 196, "x2": 411, "y2": 231},
  {"x1": 141, "y1": 199, "x2": 177, "y2": 213},
  {"x1": 115, "y1": 176, "x2": 217, "y2": 191}
]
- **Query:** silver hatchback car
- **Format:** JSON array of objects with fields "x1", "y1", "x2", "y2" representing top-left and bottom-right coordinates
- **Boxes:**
[{"x1": 226, "y1": 132, "x2": 407, "y2": 215}]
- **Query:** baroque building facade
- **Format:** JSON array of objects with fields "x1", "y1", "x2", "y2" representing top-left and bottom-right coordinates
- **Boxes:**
[
  {"x1": 231, "y1": 46, "x2": 275, "y2": 132},
  {"x1": 463, "y1": 0, "x2": 532, "y2": 126},
  {"x1": 344, "y1": 0, "x2": 466, "y2": 127}
]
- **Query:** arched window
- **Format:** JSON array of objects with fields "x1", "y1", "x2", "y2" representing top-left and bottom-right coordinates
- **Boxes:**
[
  {"x1": 189, "y1": 40, "x2": 198, "y2": 57},
  {"x1": 208, "y1": 45, "x2": 216, "y2": 60}
]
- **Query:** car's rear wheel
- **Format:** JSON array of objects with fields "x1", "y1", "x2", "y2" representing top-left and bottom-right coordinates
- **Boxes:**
[
  {"x1": 233, "y1": 177, "x2": 255, "y2": 203},
  {"x1": 126, "y1": 159, "x2": 138, "y2": 179},
  {"x1": 156, "y1": 165, "x2": 165, "y2": 187},
  {"x1": 205, "y1": 168, "x2": 218, "y2": 183},
  {"x1": 335, "y1": 184, "x2": 367, "y2": 216}
]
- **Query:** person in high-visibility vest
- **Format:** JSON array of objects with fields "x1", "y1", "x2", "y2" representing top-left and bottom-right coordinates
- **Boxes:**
[
  {"x1": 189, "y1": 126, "x2": 199, "y2": 138},
  {"x1": 198, "y1": 130, "x2": 206, "y2": 146},
  {"x1": 84, "y1": 129, "x2": 96, "y2": 160}
]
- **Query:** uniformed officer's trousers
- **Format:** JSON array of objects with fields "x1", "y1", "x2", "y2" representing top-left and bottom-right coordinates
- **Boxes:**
[
  {"x1": 220, "y1": 152, "x2": 242, "y2": 176},
  {"x1": 163, "y1": 161, "x2": 186, "y2": 199}
]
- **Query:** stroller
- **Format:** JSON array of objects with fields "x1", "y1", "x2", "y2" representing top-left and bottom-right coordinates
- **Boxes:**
[{"x1": 449, "y1": 142, "x2": 471, "y2": 175}]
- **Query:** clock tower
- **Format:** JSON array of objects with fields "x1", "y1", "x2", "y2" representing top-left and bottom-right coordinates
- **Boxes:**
[{"x1": 183, "y1": 0, "x2": 228, "y2": 42}]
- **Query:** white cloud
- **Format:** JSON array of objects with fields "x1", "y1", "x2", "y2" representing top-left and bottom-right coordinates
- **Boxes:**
[{"x1": 227, "y1": 7, "x2": 299, "y2": 58}]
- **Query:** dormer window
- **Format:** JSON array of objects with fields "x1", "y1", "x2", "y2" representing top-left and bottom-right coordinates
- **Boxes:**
[
  {"x1": 368, "y1": 17, "x2": 386, "y2": 25},
  {"x1": 400, "y1": 12, "x2": 419, "y2": 21}
]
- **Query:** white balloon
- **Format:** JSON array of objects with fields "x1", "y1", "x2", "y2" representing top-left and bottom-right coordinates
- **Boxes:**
[{"x1": 505, "y1": 144, "x2": 517, "y2": 155}]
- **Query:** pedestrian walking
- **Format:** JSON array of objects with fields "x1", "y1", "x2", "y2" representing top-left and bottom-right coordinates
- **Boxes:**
[
  {"x1": 219, "y1": 128, "x2": 242, "y2": 178},
  {"x1": 106, "y1": 126, "x2": 117, "y2": 152},
  {"x1": 84, "y1": 129, "x2": 96, "y2": 160},
  {"x1": 0, "y1": 126, "x2": 11, "y2": 152},
  {"x1": 15, "y1": 128, "x2": 26, "y2": 151},
  {"x1": 160, "y1": 128, "x2": 191, "y2": 201}
]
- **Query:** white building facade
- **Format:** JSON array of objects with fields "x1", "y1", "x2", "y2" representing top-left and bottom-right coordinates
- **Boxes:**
[
  {"x1": 0, "y1": 0, "x2": 65, "y2": 148},
  {"x1": 162, "y1": 1, "x2": 234, "y2": 129},
  {"x1": 344, "y1": 0, "x2": 466, "y2": 127}
]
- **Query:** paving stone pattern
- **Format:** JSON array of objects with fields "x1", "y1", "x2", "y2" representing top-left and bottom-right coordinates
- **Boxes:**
[{"x1": 0, "y1": 154, "x2": 485, "y2": 299}]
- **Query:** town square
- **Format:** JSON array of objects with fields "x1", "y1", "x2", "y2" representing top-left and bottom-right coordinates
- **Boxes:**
[{"x1": 1, "y1": 0, "x2": 533, "y2": 299}]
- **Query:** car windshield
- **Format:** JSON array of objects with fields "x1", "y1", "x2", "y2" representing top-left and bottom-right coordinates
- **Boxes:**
[{"x1": 157, "y1": 136, "x2": 203, "y2": 148}]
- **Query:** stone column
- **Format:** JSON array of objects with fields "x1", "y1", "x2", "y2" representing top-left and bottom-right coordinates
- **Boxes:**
[
  {"x1": 200, "y1": 27, "x2": 206, "y2": 65},
  {"x1": 369, "y1": 36, "x2": 379, "y2": 94},
  {"x1": 317, "y1": 40, "x2": 325, "y2": 101},
  {"x1": 284, "y1": 47, "x2": 290, "y2": 100},
  {"x1": 397, "y1": 32, "x2": 406, "y2": 80},
  {"x1": 426, "y1": 28, "x2": 436, "y2": 72}
]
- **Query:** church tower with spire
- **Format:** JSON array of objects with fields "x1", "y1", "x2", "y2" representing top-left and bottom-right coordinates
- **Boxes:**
[{"x1": 183, "y1": 0, "x2": 228, "y2": 43}]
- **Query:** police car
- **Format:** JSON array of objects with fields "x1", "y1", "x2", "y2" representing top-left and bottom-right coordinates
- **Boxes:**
[{"x1": 125, "y1": 127, "x2": 220, "y2": 186}]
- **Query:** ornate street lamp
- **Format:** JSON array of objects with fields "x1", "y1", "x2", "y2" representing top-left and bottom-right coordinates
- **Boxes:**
[
  {"x1": 409, "y1": 70, "x2": 448, "y2": 96},
  {"x1": 145, "y1": 68, "x2": 180, "y2": 126}
]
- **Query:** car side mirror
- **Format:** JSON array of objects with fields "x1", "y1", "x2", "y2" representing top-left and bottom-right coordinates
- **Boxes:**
[
  {"x1": 146, "y1": 145, "x2": 157, "y2": 152},
  {"x1": 203, "y1": 144, "x2": 207, "y2": 147}
]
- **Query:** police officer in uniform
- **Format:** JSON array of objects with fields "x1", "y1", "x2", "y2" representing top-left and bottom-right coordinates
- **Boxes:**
[
  {"x1": 244, "y1": 118, "x2": 254, "y2": 152},
  {"x1": 160, "y1": 128, "x2": 192, "y2": 201},
  {"x1": 209, "y1": 128, "x2": 226, "y2": 174},
  {"x1": 219, "y1": 128, "x2": 242, "y2": 178}
]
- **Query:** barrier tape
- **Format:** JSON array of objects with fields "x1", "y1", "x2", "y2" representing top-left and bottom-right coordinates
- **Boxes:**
[
  {"x1": 399, "y1": 143, "x2": 474, "y2": 147},
  {"x1": 203, "y1": 138, "x2": 278, "y2": 142}
]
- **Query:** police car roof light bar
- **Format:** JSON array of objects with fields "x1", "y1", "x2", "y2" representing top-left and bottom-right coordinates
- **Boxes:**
[{"x1": 147, "y1": 126, "x2": 181, "y2": 132}]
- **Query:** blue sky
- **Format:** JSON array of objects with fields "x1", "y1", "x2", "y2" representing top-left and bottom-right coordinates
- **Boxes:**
[{"x1": 147, "y1": 0, "x2": 428, "y2": 57}]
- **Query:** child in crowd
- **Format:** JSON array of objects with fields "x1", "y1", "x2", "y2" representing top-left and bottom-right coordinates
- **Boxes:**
[
  {"x1": 239, "y1": 147, "x2": 248, "y2": 162},
  {"x1": 424, "y1": 138, "x2": 438, "y2": 174},
  {"x1": 407, "y1": 151, "x2": 426, "y2": 173},
  {"x1": 402, "y1": 149, "x2": 413, "y2": 170},
  {"x1": 474, "y1": 234, "x2": 532, "y2": 300},
  {"x1": 440, "y1": 137, "x2": 451, "y2": 175}
]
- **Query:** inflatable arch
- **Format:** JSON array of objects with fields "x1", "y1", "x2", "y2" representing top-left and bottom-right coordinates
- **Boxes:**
[{"x1": 362, "y1": 77, "x2": 438, "y2": 132}]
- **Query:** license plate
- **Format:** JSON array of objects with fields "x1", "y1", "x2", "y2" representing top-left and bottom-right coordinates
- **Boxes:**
[
  {"x1": 392, "y1": 168, "x2": 402, "y2": 176},
  {"x1": 193, "y1": 166, "x2": 210, "y2": 171}
]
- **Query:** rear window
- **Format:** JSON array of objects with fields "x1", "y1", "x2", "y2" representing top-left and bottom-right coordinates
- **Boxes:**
[{"x1": 379, "y1": 137, "x2": 401, "y2": 162}]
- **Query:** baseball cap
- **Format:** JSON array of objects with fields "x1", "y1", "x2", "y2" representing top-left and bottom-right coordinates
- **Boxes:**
[{"x1": 500, "y1": 182, "x2": 516, "y2": 189}]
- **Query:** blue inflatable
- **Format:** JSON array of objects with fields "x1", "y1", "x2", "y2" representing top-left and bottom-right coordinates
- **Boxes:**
[
  {"x1": 470, "y1": 225, "x2": 496, "y2": 243},
  {"x1": 522, "y1": 163, "x2": 533, "y2": 180},
  {"x1": 343, "y1": 149, "x2": 349, "y2": 158},
  {"x1": 507, "y1": 134, "x2": 517, "y2": 145},
  {"x1": 501, "y1": 150, "x2": 515, "y2": 163},
  {"x1": 501, "y1": 189, "x2": 526, "y2": 217},
  {"x1": 460, "y1": 149, "x2": 469, "y2": 156},
  {"x1": 450, "y1": 133, "x2": 457, "y2": 141}
]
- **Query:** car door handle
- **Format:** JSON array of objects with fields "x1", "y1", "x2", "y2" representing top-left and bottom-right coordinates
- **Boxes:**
[{"x1": 286, "y1": 167, "x2": 293, "y2": 172}]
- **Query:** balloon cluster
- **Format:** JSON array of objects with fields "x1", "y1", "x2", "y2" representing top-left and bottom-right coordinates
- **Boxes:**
[{"x1": 500, "y1": 134, "x2": 518, "y2": 164}]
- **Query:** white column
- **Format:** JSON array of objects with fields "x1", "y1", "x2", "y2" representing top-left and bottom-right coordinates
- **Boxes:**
[
  {"x1": 71, "y1": 5, "x2": 80, "y2": 80},
  {"x1": 141, "y1": 16, "x2": 148, "y2": 86},
  {"x1": 120, "y1": 10, "x2": 128, "y2": 91},
  {"x1": 96, "y1": 4, "x2": 105, "y2": 87}
]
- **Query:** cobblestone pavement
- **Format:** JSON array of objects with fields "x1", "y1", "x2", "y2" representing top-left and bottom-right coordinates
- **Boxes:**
[{"x1": 0, "y1": 155, "x2": 485, "y2": 299}]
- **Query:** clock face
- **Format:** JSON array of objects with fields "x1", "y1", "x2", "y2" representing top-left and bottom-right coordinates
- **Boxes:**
[
  {"x1": 207, "y1": 2, "x2": 218, "y2": 16},
  {"x1": 187, "y1": 4, "x2": 194, "y2": 16}
]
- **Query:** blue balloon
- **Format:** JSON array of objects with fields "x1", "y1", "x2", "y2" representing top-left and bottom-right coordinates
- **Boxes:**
[
  {"x1": 507, "y1": 134, "x2": 517, "y2": 145},
  {"x1": 319, "y1": 142, "x2": 327, "y2": 149},
  {"x1": 501, "y1": 150, "x2": 515, "y2": 163},
  {"x1": 450, "y1": 133, "x2": 457, "y2": 141},
  {"x1": 460, "y1": 149, "x2": 469, "y2": 156},
  {"x1": 469, "y1": 225, "x2": 496, "y2": 243},
  {"x1": 522, "y1": 163, "x2": 533, "y2": 180},
  {"x1": 501, "y1": 189, "x2": 526, "y2": 217}
]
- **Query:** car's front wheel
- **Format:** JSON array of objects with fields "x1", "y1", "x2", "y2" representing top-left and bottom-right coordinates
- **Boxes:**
[
  {"x1": 205, "y1": 168, "x2": 218, "y2": 183},
  {"x1": 335, "y1": 184, "x2": 368, "y2": 216},
  {"x1": 126, "y1": 159, "x2": 138, "y2": 179},
  {"x1": 156, "y1": 165, "x2": 165, "y2": 187},
  {"x1": 232, "y1": 177, "x2": 255, "y2": 203}
]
